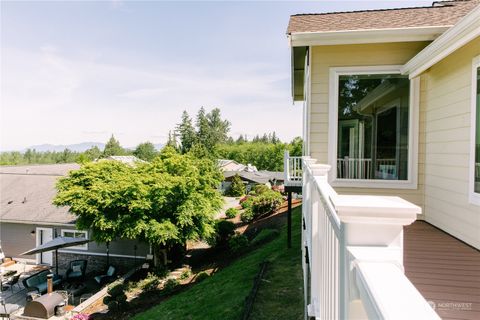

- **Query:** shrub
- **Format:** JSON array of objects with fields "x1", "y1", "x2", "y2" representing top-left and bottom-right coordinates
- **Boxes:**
[
  {"x1": 255, "y1": 184, "x2": 270, "y2": 195},
  {"x1": 250, "y1": 229, "x2": 280, "y2": 246},
  {"x1": 251, "y1": 190, "x2": 283, "y2": 218},
  {"x1": 139, "y1": 272, "x2": 161, "y2": 291},
  {"x1": 240, "y1": 196, "x2": 254, "y2": 209},
  {"x1": 105, "y1": 283, "x2": 127, "y2": 311},
  {"x1": 180, "y1": 268, "x2": 192, "y2": 280},
  {"x1": 107, "y1": 283, "x2": 125, "y2": 297},
  {"x1": 152, "y1": 265, "x2": 169, "y2": 278},
  {"x1": 240, "y1": 208, "x2": 254, "y2": 223},
  {"x1": 208, "y1": 220, "x2": 236, "y2": 247},
  {"x1": 163, "y1": 278, "x2": 179, "y2": 292},
  {"x1": 227, "y1": 174, "x2": 245, "y2": 196},
  {"x1": 228, "y1": 234, "x2": 249, "y2": 254},
  {"x1": 225, "y1": 207, "x2": 239, "y2": 219},
  {"x1": 196, "y1": 271, "x2": 210, "y2": 282}
]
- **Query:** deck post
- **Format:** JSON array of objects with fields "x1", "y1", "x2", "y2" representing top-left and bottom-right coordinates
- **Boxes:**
[{"x1": 287, "y1": 190, "x2": 292, "y2": 248}]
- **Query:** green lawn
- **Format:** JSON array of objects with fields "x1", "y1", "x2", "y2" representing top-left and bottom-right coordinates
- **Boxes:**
[{"x1": 133, "y1": 206, "x2": 303, "y2": 320}]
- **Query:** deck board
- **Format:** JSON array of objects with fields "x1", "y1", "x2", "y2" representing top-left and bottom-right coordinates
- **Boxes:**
[{"x1": 404, "y1": 221, "x2": 480, "y2": 320}]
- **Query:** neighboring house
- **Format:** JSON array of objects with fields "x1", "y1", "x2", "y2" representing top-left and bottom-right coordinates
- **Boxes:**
[
  {"x1": 0, "y1": 163, "x2": 149, "y2": 273},
  {"x1": 217, "y1": 159, "x2": 259, "y2": 173},
  {"x1": 103, "y1": 155, "x2": 146, "y2": 165},
  {"x1": 286, "y1": 0, "x2": 480, "y2": 319},
  {"x1": 222, "y1": 170, "x2": 284, "y2": 193}
]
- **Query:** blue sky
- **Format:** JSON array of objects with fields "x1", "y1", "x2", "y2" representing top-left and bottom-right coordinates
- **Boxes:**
[{"x1": 1, "y1": 0, "x2": 432, "y2": 150}]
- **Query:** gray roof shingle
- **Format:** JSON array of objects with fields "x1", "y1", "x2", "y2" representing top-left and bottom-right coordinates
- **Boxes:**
[{"x1": 0, "y1": 164, "x2": 80, "y2": 224}]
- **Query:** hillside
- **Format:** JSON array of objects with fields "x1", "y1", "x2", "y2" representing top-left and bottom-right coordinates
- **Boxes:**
[{"x1": 133, "y1": 206, "x2": 303, "y2": 320}]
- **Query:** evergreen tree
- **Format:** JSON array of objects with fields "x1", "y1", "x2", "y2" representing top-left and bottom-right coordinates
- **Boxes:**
[
  {"x1": 133, "y1": 142, "x2": 157, "y2": 161},
  {"x1": 236, "y1": 135, "x2": 246, "y2": 144},
  {"x1": 166, "y1": 131, "x2": 178, "y2": 150},
  {"x1": 205, "y1": 108, "x2": 230, "y2": 147},
  {"x1": 176, "y1": 110, "x2": 197, "y2": 153},
  {"x1": 103, "y1": 135, "x2": 124, "y2": 157},
  {"x1": 196, "y1": 107, "x2": 210, "y2": 147}
]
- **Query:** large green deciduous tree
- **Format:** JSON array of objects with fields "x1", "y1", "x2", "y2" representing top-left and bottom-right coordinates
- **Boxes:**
[
  {"x1": 133, "y1": 142, "x2": 157, "y2": 161},
  {"x1": 54, "y1": 147, "x2": 224, "y2": 253}
]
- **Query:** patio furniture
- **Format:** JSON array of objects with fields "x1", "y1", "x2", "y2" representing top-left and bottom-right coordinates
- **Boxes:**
[
  {"x1": 65, "y1": 260, "x2": 87, "y2": 282},
  {"x1": 22, "y1": 270, "x2": 62, "y2": 294},
  {"x1": 94, "y1": 266, "x2": 116, "y2": 285},
  {"x1": 1, "y1": 275, "x2": 21, "y2": 293}
]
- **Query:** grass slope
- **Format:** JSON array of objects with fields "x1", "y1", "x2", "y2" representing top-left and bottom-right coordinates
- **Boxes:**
[{"x1": 134, "y1": 206, "x2": 303, "y2": 320}]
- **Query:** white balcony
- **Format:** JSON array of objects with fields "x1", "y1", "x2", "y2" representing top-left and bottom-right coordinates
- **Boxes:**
[
  {"x1": 284, "y1": 150, "x2": 303, "y2": 187},
  {"x1": 301, "y1": 157, "x2": 440, "y2": 320}
]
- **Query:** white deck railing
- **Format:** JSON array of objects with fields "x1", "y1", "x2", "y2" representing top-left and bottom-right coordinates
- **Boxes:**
[
  {"x1": 337, "y1": 158, "x2": 397, "y2": 179},
  {"x1": 302, "y1": 157, "x2": 440, "y2": 320},
  {"x1": 284, "y1": 150, "x2": 303, "y2": 187}
]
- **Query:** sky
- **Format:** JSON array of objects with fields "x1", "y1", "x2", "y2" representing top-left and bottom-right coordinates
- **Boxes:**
[{"x1": 0, "y1": 0, "x2": 432, "y2": 151}]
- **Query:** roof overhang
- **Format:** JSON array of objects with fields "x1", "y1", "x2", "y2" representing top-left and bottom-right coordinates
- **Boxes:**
[
  {"x1": 292, "y1": 46, "x2": 307, "y2": 101},
  {"x1": 401, "y1": 5, "x2": 480, "y2": 78},
  {"x1": 287, "y1": 26, "x2": 449, "y2": 47}
]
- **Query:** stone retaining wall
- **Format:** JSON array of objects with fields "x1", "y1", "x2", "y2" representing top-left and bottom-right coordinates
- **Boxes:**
[{"x1": 55, "y1": 252, "x2": 145, "y2": 275}]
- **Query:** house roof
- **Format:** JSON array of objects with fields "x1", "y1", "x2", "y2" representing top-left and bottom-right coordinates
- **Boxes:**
[
  {"x1": 0, "y1": 164, "x2": 80, "y2": 225},
  {"x1": 287, "y1": 0, "x2": 479, "y2": 34},
  {"x1": 224, "y1": 170, "x2": 284, "y2": 184}
]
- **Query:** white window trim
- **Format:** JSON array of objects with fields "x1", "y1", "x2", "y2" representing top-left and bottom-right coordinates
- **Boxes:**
[
  {"x1": 469, "y1": 55, "x2": 480, "y2": 206},
  {"x1": 328, "y1": 65, "x2": 419, "y2": 189},
  {"x1": 61, "y1": 229, "x2": 89, "y2": 250}
]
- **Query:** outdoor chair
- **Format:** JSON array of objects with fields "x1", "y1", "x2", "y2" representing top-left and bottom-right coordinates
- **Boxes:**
[
  {"x1": 2, "y1": 275, "x2": 21, "y2": 293},
  {"x1": 65, "y1": 260, "x2": 87, "y2": 282},
  {"x1": 94, "y1": 266, "x2": 116, "y2": 285}
]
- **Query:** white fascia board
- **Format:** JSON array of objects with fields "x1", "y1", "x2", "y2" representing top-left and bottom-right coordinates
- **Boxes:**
[
  {"x1": 402, "y1": 5, "x2": 480, "y2": 78},
  {"x1": 288, "y1": 26, "x2": 448, "y2": 47}
]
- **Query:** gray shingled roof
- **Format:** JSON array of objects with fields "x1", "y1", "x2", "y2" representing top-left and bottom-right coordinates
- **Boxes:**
[
  {"x1": 0, "y1": 164, "x2": 80, "y2": 224},
  {"x1": 224, "y1": 170, "x2": 284, "y2": 184},
  {"x1": 287, "y1": 0, "x2": 479, "y2": 34}
]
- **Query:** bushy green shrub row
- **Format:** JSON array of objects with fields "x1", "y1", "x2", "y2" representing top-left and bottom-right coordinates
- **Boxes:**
[
  {"x1": 240, "y1": 189, "x2": 283, "y2": 223},
  {"x1": 225, "y1": 207, "x2": 239, "y2": 219}
]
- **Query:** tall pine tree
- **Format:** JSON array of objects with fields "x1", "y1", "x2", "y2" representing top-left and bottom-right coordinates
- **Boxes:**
[
  {"x1": 176, "y1": 111, "x2": 197, "y2": 153},
  {"x1": 103, "y1": 135, "x2": 124, "y2": 157}
]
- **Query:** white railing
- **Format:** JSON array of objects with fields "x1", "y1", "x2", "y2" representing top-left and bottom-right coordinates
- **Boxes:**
[
  {"x1": 302, "y1": 157, "x2": 440, "y2": 320},
  {"x1": 337, "y1": 157, "x2": 372, "y2": 179},
  {"x1": 284, "y1": 150, "x2": 303, "y2": 186},
  {"x1": 337, "y1": 158, "x2": 397, "y2": 179}
]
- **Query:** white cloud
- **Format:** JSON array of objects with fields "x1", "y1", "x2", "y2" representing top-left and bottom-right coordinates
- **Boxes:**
[{"x1": 1, "y1": 45, "x2": 301, "y2": 150}]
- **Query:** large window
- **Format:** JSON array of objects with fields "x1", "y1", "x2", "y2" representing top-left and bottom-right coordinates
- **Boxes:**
[
  {"x1": 61, "y1": 229, "x2": 88, "y2": 250},
  {"x1": 471, "y1": 57, "x2": 480, "y2": 205},
  {"x1": 329, "y1": 66, "x2": 417, "y2": 188}
]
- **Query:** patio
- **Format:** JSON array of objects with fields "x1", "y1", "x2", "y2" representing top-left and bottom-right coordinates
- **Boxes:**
[
  {"x1": 0, "y1": 263, "x2": 48, "y2": 314},
  {"x1": 1, "y1": 262, "x2": 102, "y2": 319}
]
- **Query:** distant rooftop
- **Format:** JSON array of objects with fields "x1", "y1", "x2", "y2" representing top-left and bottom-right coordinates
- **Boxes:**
[{"x1": 287, "y1": 0, "x2": 479, "y2": 34}]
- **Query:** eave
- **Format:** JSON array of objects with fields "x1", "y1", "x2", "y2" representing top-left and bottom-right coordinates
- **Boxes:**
[
  {"x1": 287, "y1": 26, "x2": 449, "y2": 47},
  {"x1": 401, "y1": 5, "x2": 480, "y2": 78}
]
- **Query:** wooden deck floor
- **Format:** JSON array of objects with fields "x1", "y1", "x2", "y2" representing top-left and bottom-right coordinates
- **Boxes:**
[{"x1": 404, "y1": 221, "x2": 480, "y2": 320}]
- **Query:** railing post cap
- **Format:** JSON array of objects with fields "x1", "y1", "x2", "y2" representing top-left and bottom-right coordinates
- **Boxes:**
[
  {"x1": 310, "y1": 164, "x2": 331, "y2": 176},
  {"x1": 331, "y1": 195, "x2": 420, "y2": 225}
]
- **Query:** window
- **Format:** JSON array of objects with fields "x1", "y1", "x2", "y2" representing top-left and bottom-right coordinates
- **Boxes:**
[
  {"x1": 470, "y1": 56, "x2": 480, "y2": 205},
  {"x1": 61, "y1": 229, "x2": 88, "y2": 250},
  {"x1": 329, "y1": 66, "x2": 418, "y2": 188}
]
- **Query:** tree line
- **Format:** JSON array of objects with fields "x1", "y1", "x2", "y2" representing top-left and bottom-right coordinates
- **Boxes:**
[{"x1": 1, "y1": 107, "x2": 302, "y2": 171}]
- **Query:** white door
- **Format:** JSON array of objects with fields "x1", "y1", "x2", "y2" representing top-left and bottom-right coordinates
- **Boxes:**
[{"x1": 36, "y1": 227, "x2": 53, "y2": 265}]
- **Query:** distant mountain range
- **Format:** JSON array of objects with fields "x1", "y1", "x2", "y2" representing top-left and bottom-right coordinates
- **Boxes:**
[{"x1": 22, "y1": 142, "x2": 164, "y2": 152}]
